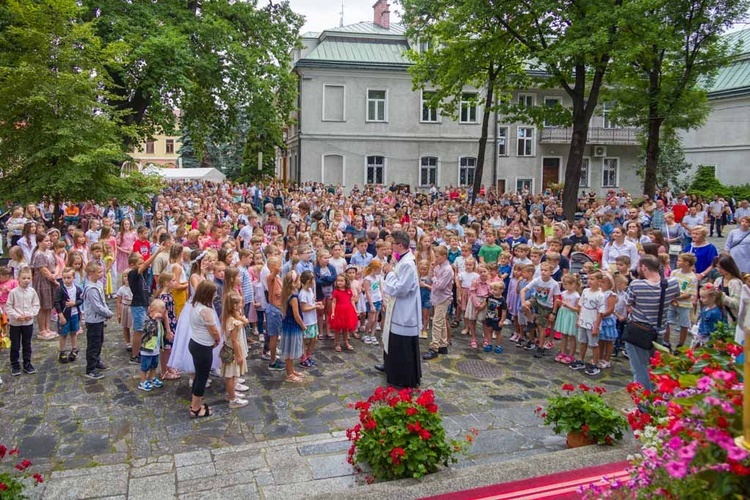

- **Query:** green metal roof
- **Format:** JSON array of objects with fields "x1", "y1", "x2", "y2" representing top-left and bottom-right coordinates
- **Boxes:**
[
  {"x1": 299, "y1": 38, "x2": 410, "y2": 67},
  {"x1": 707, "y1": 28, "x2": 750, "y2": 97},
  {"x1": 323, "y1": 22, "x2": 406, "y2": 36}
]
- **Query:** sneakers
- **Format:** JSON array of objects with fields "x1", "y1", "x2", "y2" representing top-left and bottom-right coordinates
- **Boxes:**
[
  {"x1": 129, "y1": 356, "x2": 140, "y2": 365},
  {"x1": 95, "y1": 362, "x2": 108, "y2": 371},
  {"x1": 138, "y1": 380, "x2": 153, "y2": 391},
  {"x1": 151, "y1": 377, "x2": 164, "y2": 388},
  {"x1": 494, "y1": 345, "x2": 504, "y2": 354},
  {"x1": 422, "y1": 349, "x2": 439, "y2": 360},
  {"x1": 59, "y1": 351, "x2": 69, "y2": 364},
  {"x1": 229, "y1": 396, "x2": 249, "y2": 409},
  {"x1": 10, "y1": 365, "x2": 21, "y2": 377},
  {"x1": 258, "y1": 334, "x2": 265, "y2": 342},
  {"x1": 523, "y1": 340, "x2": 535, "y2": 350},
  {"x1": 509, "y1": 333, "x2": 519, "y2": 342},
  {"x1": 299, "y1": 358, "x2": 313, "y2": 368},
  {"x1": 268, "y1": 360, "x2": 285, "y2": 371},
  {"x1": 534, "y1": 347, "x2": 544, "y2": 358},
  {"x1": 23, "y1": 364, "x2": 36, "y2": 374},
  {"x1": 370, "y1": 336, "x2": 379, "y2": 346},
  {"x1": 515, "y1": 336, "x2": 526, "y2": 347},
  {"x1": 84, "y1": 370, "x2": 104, "y2": 380},
  {"x1": 237, "y1": 377, "x2": 246, "y2": 384},
  {"x1": 585, "y1": 364, "x2": 601, "y2": 376},
  {"x1": 561, "y1": 354, "x2": 574, "y2": 365},
  {"x1": 503, "y1": 319, "x2": 512, "y2": 326},
  {"x1": 125, "y1": 343, "x2": 132, "y2": 352},
  {"x1": 235, "y1": 383, "x2": 249, "y2": 392},
  {"x1": 260, "y1": 351, "x2": 271, "y2": 361},
  {"x1": 483, "y1": 344, "x2": 493, "y2": 352},
  {"x1": 597, "y1": 360, "x2": 612, "y2": 369},
  {"x1": 554, "y1": 332, "x2": 562, "y2": 340},
  {"x1": 68, "y1": 348, "x2": 79, "y2": 362},
  {"x1": 569, "y1": 360, "x2": 586, "y2": 370}
]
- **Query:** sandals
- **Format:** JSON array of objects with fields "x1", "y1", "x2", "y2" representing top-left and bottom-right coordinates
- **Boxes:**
[
  {"x1": 317, "y1": 334, "x2": 324, "y2": 340},
  {"x1": 162, "y1": 368, "x2": 181, "y2": 380},
  {"x1": 352, "y1": 333, "x2": 361, "y2": 340},
  {"x1": 286, "y1": 374, "x2": 304, "y2": 383},
  {"x1": 68, "y1": 348, "x2": 79, "y2": 362},
  {"x1": 470, "y1": 339, "x2": 478, "y2": 349},
  {"x1": 189, "y1": 403, "x2": 212, "y2": 418},
  {"x1": 345, "y1": 343, "x2": 354, "y2": 351},
  {"x1": 334, "y1": 345, "x2": 342, "y2": 352},
  {"x1": 450, "y1": 321, "x2": 460, "y2": 328}
]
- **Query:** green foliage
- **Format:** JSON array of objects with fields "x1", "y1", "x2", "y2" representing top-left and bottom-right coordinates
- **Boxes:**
[
  {"x1": 635, "y1": 134, "x2": 693, "y2": 192},
  {"x1": 536, "y1": 384, "x2": 628, "y2": 445},
  {"x1": 687, "y1": 166, "x2": 750, "y2": 200},
  {"x1": 346, "y1": 387, "x2": 475, "y2": 481},
  {"x1": 0, "y1": 0, "x2": 157, "y2": 207},
  {"x1": 0, "y1": 444, "x2": 44, "y2": 498}
]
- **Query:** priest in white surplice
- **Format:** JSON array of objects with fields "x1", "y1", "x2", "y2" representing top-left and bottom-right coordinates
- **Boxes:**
[{"x1": 380, "y1": 231, "x2": 422, "y2": 388}]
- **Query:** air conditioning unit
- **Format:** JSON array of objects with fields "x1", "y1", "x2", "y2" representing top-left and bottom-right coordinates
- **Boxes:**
[{"x1": 593, "y1": 146, "x2": 607, "y2": 157}]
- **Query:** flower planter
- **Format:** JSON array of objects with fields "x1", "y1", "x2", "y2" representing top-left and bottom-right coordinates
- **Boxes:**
[{"x1": 566, "y1": 431, "x2": 596, "y2": 448}]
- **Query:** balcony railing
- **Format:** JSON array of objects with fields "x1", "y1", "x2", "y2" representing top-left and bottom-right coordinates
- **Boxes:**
[{"x1": 539, "y1": 126, "x2": 640, "y2": 145}]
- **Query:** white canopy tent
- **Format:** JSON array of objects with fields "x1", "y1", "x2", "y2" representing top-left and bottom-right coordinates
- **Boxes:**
[{"x1": 140, "y1": 165, "x2": 226, "y2": 182}]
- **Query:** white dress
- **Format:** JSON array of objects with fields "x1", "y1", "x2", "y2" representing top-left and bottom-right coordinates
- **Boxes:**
[{"x1": 168, "y1": 284, "x2": 222, "y2": 374}]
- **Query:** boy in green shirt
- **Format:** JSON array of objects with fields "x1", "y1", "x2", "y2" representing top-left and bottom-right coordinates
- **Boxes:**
[{"x1": 478, "y1": 230, "x2": 503, "y2": 267}]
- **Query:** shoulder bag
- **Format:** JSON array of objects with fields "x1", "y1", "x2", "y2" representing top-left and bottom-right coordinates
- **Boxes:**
[{"x1": 622, "y1": 279, "x2": 667, "y2": 350}]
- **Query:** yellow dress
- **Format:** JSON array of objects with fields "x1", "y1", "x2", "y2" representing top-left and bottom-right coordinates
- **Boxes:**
[
  {"x1": 171, "y1": 263, "x2": 188, "y2": 318},
  {"x1": 104, "y1": 255, "x2": 115, "y2": 296}
]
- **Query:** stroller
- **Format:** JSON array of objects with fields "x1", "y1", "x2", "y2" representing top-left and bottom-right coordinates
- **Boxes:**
[{"x1": 569, "y1": 251, "x2": 595, "y2": 276}]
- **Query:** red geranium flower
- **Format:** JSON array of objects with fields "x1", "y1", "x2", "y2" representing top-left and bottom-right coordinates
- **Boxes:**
[
  {"x1": 405, "y1": 406, "x2": 418, "y2": 416},
  {"x1": 419, "y1": 429, "x2": 432, "y2": 440},
  {"x1": 562, "y1": 384, "x2": 575, "y2": 392},
  {"x1": 426, "y1": 403, "x2": 439, "y2": 413},
  {"x1": 33, "y1": 473, "x2": 43, "y2": 484},
  {"x1": 390, "y1": 447, "x2": 406, "y2": 464},
  {"x1": 0, "y1": 483, "x2": 7, "y2": 491},
  {"x1": 593, "y1": 386, "x2": 607, "y2": 394},
  {"x1": 364, "y1": 419, "x2": 377, "y2": 431},
  {"x1": 578, "y1": 384, "x2": 591, "y2": 392},
  {"x1": 8, "y1": 448, "x2": 19, "y2": 456},
  {"x1": 0, "y1": 445, "x2": 6, "y2": 459},
  {"x1": 416, "y1": 389, "x2": 435, "y2": 407}
]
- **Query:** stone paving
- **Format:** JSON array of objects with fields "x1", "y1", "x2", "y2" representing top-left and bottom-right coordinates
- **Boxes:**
[{"x1": 0, "y1": 234, "x2": 727, "y2": 498}]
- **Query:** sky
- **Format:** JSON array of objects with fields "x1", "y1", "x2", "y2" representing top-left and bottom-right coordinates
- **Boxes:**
[{"x1": 288, "y1": 0, "x2": 401, "y2": 34}]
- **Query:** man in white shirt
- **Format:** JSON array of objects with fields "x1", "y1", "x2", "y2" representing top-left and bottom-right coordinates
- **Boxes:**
[
  {"x1": 735, "y1": 200, "x2": 750, "y2": 221},
  {"x1": 708, "y1": 195, "x2": 725, "y2": 238}
]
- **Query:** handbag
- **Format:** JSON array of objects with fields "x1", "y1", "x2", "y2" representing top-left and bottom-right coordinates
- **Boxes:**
[
  {"x1": 219, "y1": 342, "x2": 235, "y2": 364},
  {"x1": 622, "y1": 279, "x2": 667, "y2": 350}
]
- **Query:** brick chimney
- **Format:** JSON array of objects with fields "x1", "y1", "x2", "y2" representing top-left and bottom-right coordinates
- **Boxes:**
[{"x1": 373, "y1": 0, "x2": 390, "y2": 29}]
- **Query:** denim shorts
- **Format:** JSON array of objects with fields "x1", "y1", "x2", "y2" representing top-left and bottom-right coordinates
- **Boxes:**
[
  {"x1": 266, "y1": 304, "x2": 282, "y2": 337},
  {"x1": 131, "y1": 306, "x2": 147, "y2": 332},
  {"x1": 140, "y1": 353, "x2": 159, "y2": 372},
  {"x1": 366, "y1": 301, "x2": 382, "y2": 314},
  {"x1": 667, "y1": 305, "x2": 691, "y2": 329},
  {"x1": 59, "y1": 314, "x2": 80, "y2": 336}
]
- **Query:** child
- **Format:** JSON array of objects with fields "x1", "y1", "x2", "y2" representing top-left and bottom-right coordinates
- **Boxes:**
[
  {"x1": 156, "y1": 272, "x2": 179, "y2": 380},
  {"x1": 658, "y1": 253, "x2": 672, "y2": 278},
  {"x1": 667, "y1": 253, "x2": 698, "y2": 348},
  {"x1": 516, "y1": 265, "x2": 536, "y2": 348},
  {"x1": 128, "y1": 246, "x2": 164, "y2": 364},
  {"x1": 362, "y1": 260, "x2": 383, "y2": 346},
  {"x1": 507, "y1": 264, "x2": 522, "y2": 343},
  {"x1": 0, "y1": 267, "x2": 19, "y2": 318},
  {"x1": 484, "y1": 281, "x2": 507, "y2": 353},
  {"x1": 596, "y1": 274, "x2": 618, "y2": 371},
  {"x1": 137, "y1": 299, "x2": 170, "y2": 392},
  {"x1": 478, "y1": 230, "x2": 502, "y2": 267},
  {"x1": 329, "y1": 274, "x2": 358, "y2": 352},
  {"x1": 613, "y1": 275, "x2": 629, "y2": 357},
  {"x1": 102, "y1": 240, "x2": 116, "y2": 299},
  {"x1": 692, "y1": 287, "x2": 725, "y2": 347},
  {"x1": 6, "y1": 268, "x2": 40, "y2": 376},
  {"x1": 53, "y1": 240, "x2": 68, "y2": 280},
  {"x1": 67, "y1": 251, "x2": 86, "y2": 289},
  {"x1": 347, "y1": 266, "x2": 366, "y2": 336},
  {"x1": 497, "y1": 253, "x2": 512, "y2": 296},
  {"x1": 521, "y1": 262, "x2": 561, "y2": 358},
  {"x1": 8, "y1": 246, "x2": 27, "y2": 280},
  {"x1": 116, "y1": 274, "x2": 133, "y2": 352},
  {"x1": 466, "y1": 264, "x2": 490, "y2": 349},
  {"x1": 585, "y1": 235, "x2": 604, "y2": 265},
  {"x1": 457, "y1": 258, "x2": 478, "y2": 334},
  {"x1": 513, "y1": 244, "x2": 531, "y2": 267},
  {"x1": 418, "y1": 260, "x2": 432, "y2": 340},
  {"x1": 82, "y1": 261, "x2": 113, "y2": 379},
  {"x1": 170, "y1": 244, "x2": 190, "y2": 319},
  {"x1": 221, "y1": 292, "x2": 250, "y2": 406},
  {"x1": 89, "y1": 243, "x2": 107, "y2": 290},
  {"x1": 570, "y1": 271, "x2": 604, "y2": 376},
  {"x1": 54, "y1": 267, "x2": 83, "y2": 364},
  {"x1": 280, "y1": 272, "x2": 307, "y2": 383},
  {"x1": 298, "y1": 271, "x2": 323, "y2": 367},
  {"x1": 554, "y1": 274, "x2": 580, "y2": 364},
  {"x1": 313, "y1": 249, "x2": 336, "y2": 340}
]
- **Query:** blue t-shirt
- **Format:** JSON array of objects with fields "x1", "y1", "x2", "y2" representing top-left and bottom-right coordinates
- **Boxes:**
[{"x1": 686, "y1": 243, "x2": 719, "y2": 274}]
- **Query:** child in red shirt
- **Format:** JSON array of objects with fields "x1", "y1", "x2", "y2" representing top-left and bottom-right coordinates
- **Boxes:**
[{"x1": 132, "y1": 226, "x2": 151, "y2": 261}]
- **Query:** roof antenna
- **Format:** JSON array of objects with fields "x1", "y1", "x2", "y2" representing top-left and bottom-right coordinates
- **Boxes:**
[{"x1": 339, "y1": 0, "x2": 344, "y2": 27}]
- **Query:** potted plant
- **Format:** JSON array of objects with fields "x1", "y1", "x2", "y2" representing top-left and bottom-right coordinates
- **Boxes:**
[
  {"x1": 346, "y1": 386, "x2": 477, "y2": 482},
  {"x1": 536, "y1": 384, "x2": 628, "y2": 447},
  {"x1": 0, "y1": 444, "x2": 44, "y2": 498}
]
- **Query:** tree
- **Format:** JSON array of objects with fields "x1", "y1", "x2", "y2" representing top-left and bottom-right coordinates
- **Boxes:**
[
  {"x1": 401, "y1": 0, "x2": 527, "y2": 204},
  {"x1": 605, "y1": 0, "x2": 748, "y2": 197},
  {"x1": 0, "y1": 0, "x2": 159, "y2": 216},
  {"x1": 635, "y1": 133, "x2": 693, "y2": 192},
  {"x1": 81, "y1": 0, "x2": 303, "y2": 161},
  {"x1": 494, "y1": 0, "x2": 629, "y2": 220}
]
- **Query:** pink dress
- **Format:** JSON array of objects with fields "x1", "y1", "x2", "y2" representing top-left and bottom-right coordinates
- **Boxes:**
[{"x1": 116, "y1": 231, "x2": 137, "y2": 275}]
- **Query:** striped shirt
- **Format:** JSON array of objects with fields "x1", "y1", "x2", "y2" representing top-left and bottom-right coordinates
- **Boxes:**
[
  {"x1": 238, "y1": 265, "x2": 254, "y2": 305},
  {"x1": 626, "y1": 278, "x2": 680, "y2": 331}
]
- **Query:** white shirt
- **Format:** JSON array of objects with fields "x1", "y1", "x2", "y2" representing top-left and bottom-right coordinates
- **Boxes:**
[{"x1": 298, "y1": 288, "x2": 317, "y2": 326}]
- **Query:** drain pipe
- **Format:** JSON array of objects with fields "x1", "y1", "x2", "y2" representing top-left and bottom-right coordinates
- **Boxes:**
[{"x1": 492, "y1": 95, "x2": 499, "y2": 191}]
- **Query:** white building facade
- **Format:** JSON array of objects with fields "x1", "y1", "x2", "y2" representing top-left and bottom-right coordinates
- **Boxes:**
[{"x1": 285, "y1": 0, "x2": 642, "y2": 195}]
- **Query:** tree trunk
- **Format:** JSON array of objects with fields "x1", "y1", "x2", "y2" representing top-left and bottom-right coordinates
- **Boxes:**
[
  {"x1": 472, "y1": 66, "x2": 496, "y2": 206},
  {"x1": 643, "y1": 70, "x2": 664, "y2": 197},
  {"x1": 562, "y1": 119, "x2": 588, "y2": 221}
]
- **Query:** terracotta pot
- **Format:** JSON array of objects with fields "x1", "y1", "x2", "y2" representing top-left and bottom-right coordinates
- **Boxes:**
[{"x1": 566, "y1": 430, "x2": 596, "y2": 448}]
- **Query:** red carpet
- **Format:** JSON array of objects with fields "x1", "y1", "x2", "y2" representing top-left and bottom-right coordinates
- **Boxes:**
[{"x1": 422, "y1": 461, "x2": 629, "y2": 500}]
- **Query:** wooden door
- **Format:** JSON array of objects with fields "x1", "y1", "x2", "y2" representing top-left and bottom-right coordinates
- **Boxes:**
[
  {"x1": 496, "y1": 179, "x2": 506, "y2": 194},
  {"x1": 542, "y1": 158, "x2": 560, "y2": 190}
]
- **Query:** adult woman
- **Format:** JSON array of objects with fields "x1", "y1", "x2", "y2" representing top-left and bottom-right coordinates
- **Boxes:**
[
  {"x1": 31, "y1": 233, "x2": 59, "y2": 340},
  {"x1": 662, "y1": 212, "x2": 685, "y2": 267},
  {"x1": 685, "y1": 225, "x2": 719, "y2": 280},
  {"x1": 115, "y1": 219, "x2": 137, "y2": 275},
  {"x1": 725, "y1": 215, "x2": 750, "y2": 274},
  {"x1": 529, "y1": 224, "x2": 548, "y2": 251},
  {"x1": 714, "y1": 254, "x2": 743, "y2": 327},
  {"x1": 188, "y1": 280, "x2": 221, "y2": 418},
  {"x1": 602, "y1": 227, "x2": 639, "y2": 271},
  {"x1": 626, "y1": 221, "x2": 650, "y2": 248},
  {"x1": 648, "y1": 230, "x2": 668, "y2": 254}
]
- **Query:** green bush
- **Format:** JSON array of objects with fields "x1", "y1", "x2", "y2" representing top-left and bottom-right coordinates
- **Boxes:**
[{"x1": 687, "y1": 166, "x2": 750, "y2": 200}]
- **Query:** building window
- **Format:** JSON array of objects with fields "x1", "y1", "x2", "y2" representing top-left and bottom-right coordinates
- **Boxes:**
[
  {"x1": 602, "y1": 102, "x2": 616, "y2": 129},
  {"x1": 323, "y1": 85, "x2": 345, "y2": 121},
  {"x1": 367, "y1": 90, "x2": 387, "y2": 122},
  {"x1": 518, "y1": 93, "x2": 534, "y2": 108},
  {"x1": 165, "y1": 139, "x2": 175, "y2": 154},
  {"x1": 366, "y1": 155, "x2": 385, "y2": 184},
  {"x1": 459, "y1": 156, "x2": 476, "y2": 186},
  {"x1": 146, "y1": 140, "x2": 155, "y2": 154},
  {"x1": 516, "y1": 178, "x2": 533, "y2": 192},
  {"x1": 580, "y1": 158, "x2": 590, "y2": 187},
  {"x1": 543, "y1": 96, "x2": 562, "y2": 127},
  {"x1": 517, "y1": 127, "x2": 534, "y2": 157},
  {"x1": 602, "y1": 158, "x2": 618, "y2": 187},
  {"x1": 497, "y1": 126, "x2": 508, "y2": 156},
  {"x1": 421, "y1": 90, "x2": 439, "y2": 123},
  {"x1": 418, "y1": 37, "x2": 432, "y2": 53},
  {"x1": 460, "y1": 92, "x2": 478, "y2": 124},
  {"x1": 420, "y1": 156, "x2": 438, "y2": 186}
]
